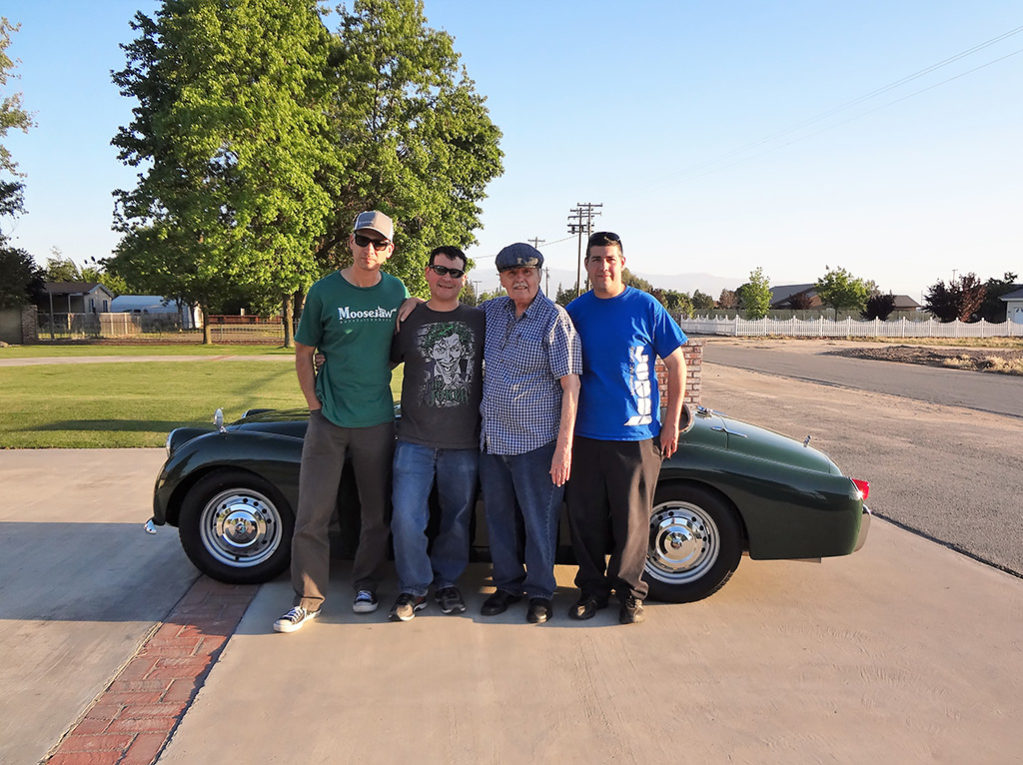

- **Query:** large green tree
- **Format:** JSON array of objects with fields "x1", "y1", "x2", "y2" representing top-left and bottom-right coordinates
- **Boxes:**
[
  {"x1": 814, "y1": 266, "x2": 870, "y2": 318},
  {"x1": 111, "y1": 0, "x2": 337, "y2": 344},
  {"x1": 1, "y1": 17, "x2": 33, "y2": 222},
  {"x1": 737, "y1": 267, "x2": 771, "y2": 319},
  {"x1": 320, "y1": 0, "x2": 503, "y2": 296}
]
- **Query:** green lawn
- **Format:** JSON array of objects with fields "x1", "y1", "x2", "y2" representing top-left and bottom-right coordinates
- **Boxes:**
[
  {"x1": 0, "y1": 360, "x2": 404, "y2": 448},
  {"x1": 0, "y1": 343, "x2": 294, "y2": 358}
]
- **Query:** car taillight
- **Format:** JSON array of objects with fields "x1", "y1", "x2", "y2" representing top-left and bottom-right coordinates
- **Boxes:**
[{"x1": 851, "y1": 479, "x2": 870, "y2": 500}]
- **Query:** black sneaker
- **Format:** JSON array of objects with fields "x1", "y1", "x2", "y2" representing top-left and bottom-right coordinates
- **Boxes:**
[
  {"x1": 435, "y1": 586, "x2": 467, "y2": 615},
  {"x1": 389, "y1": 592, "x2": 427, "y2": 622},
  {"x1": 273, "y1": 605, "x2": 320, "y2": 633},
  {"x1": 619, "y1": 595, "x2": 645, "y2": 625}
]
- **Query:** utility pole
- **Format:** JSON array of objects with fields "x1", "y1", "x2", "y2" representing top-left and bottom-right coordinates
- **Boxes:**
[
  {"x1": 527, "y1": 236, "x2": 547, "y2": 294},
  {"x1": 567, "y1": 202, "x2": 602, "y2": 296}
]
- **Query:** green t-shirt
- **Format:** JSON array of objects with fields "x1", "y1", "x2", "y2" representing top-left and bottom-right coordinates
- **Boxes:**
[{"x1": 295, "y1": 270, "x2": 408, "y2": 428}]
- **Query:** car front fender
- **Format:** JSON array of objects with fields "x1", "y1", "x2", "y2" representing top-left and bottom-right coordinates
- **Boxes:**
[{"x1": 153, "y1": 429, "x2": 303, "y2": 527}]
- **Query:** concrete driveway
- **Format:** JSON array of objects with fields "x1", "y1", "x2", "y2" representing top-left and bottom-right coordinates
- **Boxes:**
[
  {"x1": 0, "y1": 449, "x2": 198, "y2": 765},
  {"x1": 158, "y1": 527, "x2": 1022, "y2": 764}
]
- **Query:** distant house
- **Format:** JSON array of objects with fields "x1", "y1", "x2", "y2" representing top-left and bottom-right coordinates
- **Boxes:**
[
  {"x1": 892, "y1": 295, "x2": 922, "y2": 311},
  {"x1": 769, "y1": 284, "x2": 821, "y2": 309},
  {"x1": 1002, "y1": 286, "x2": 1023, "y2": 324},
  {"x1": 39, "y1": 282, "x2": 114, "y2": 314},
  {"x1": 110, "y1": 295, "x2": 203, "y2": 329}
]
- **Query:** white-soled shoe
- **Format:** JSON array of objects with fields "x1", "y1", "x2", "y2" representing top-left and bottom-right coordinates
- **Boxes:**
[
  {"x1": 273, "y1": 605, "x2": 320, "y2": 633},
  {"x1": 353, "y1": 590, "x2": 379, "y2": 614}
]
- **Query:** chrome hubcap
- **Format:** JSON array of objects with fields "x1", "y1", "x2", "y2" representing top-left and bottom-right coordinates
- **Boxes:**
[
  {"x1": 200, "y1": 488, "x2": 282, "y2": 568},
  {"x1": 647, "y1": 500, "x2": 720, "y2": 584}
]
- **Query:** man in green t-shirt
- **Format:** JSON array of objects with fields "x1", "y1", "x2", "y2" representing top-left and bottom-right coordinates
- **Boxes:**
[{"x1": 274, "y1": 210, "x2": 408, "y2": 633}]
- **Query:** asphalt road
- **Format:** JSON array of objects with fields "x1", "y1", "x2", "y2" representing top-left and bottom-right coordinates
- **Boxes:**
[
  {"x1": 703, "y1": 338, "x2": 1023, "y2": 419},
  {"x1": 699, "y1": 342, "x2": 1023, "y2": 577}
]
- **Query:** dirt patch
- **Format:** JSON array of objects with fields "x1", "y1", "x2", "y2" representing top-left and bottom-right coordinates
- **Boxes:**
[{"x1": 828, "y1": 344, "x2": 1023, "y2": 375}]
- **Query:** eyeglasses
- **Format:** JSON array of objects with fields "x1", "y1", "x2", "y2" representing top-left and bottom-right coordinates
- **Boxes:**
[
  {"x1": 428, "y1": 264, "x2": 465, "y2": 279},
  {"x1": 354, "y1": 233, "x2": 391, "y2": 250}
]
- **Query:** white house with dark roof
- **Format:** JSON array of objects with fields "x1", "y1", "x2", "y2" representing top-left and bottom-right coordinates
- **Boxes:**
[
  {"x1": 1002, "y1": 286, "x2": 1023, "y2": 323},
  {"x1": 39, "y1": 282, "x2": 114, "y2": 314}
]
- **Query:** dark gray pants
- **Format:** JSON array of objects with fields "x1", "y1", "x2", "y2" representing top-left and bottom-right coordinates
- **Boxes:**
[
  {"x1": 565, "y1": 436, "x2": 661, "y2": 601},
  {"x1": 291, "y1": 411, "x2": 394, "y2": 611}
]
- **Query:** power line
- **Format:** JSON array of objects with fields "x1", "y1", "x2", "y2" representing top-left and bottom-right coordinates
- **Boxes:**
[{"x1": 665, "y1": 24, "x2": 1023, "y2": 182}]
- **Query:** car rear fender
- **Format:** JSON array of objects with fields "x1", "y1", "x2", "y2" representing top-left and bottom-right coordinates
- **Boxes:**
[{"x1": 659, "y1": 446, "x2": 864, "y2": 559}]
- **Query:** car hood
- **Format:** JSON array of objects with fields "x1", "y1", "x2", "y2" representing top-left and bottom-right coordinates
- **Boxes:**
[{"x1": 688, "y1": 407, "x2": 840, "y2": 475}]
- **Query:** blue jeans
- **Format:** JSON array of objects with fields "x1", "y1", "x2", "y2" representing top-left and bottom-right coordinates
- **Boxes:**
[
  {"x1": 479, "y1": 441, "x2": 563, "y2": 600},
  {"x1": 391, "y1": 440, "x2": 479, "y2": 597}
]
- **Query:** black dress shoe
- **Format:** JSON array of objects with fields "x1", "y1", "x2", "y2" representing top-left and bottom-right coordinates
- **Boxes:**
[
  {"x1": 526, "y1": 597, "x2": 552, "y2": 624},
  {"x1": 480, "y1": 590, "x2": 521, "y2": 616},
  {"x1": 619, "y1": 595, "x2": 645, "y2": 624},
  {"x1": 569, "y1": 593, "x2": 608, "y2": 621}
]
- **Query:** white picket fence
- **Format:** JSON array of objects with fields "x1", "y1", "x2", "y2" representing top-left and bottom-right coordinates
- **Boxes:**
[{"x1": 680, "y1": 315, "x2": 1022, "y2": 338}]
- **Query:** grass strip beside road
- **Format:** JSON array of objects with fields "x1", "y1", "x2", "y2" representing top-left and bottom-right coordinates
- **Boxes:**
[
  {"x1": 0, "y1": 343, "x2": 294, "y2": 358},
  {"x1": 0, "y1": 361, "x2": 404, "y2": 448}
]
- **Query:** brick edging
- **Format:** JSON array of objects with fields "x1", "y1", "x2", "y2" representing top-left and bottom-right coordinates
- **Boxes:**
[{"x1": 44, "y1": 577, "x2": 258, "y2": 765}]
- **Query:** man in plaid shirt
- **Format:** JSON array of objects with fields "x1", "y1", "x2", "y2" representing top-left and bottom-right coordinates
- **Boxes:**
[{"x1": 478, "y1": 243, "x2": 582, "y2": 624}]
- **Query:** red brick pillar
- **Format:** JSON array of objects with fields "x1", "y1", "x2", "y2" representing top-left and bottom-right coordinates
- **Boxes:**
[{"x1": 655, "y1": 338, "x2": 703, "y2": 408}]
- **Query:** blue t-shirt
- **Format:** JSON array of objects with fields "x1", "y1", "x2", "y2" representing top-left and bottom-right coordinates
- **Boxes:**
[{"x1": 567, "y1": 286, "x2": 687, "y2": 441}]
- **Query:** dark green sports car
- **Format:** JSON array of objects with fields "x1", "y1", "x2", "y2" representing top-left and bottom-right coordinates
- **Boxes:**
[{"x1": 148, "y1": 404, "x2": 870, "y2": 603}]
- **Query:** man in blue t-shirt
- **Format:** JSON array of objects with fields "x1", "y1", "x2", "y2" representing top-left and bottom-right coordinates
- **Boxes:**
[{"x1": 565, "y1": 231, "x2": 687, "y2": 625}]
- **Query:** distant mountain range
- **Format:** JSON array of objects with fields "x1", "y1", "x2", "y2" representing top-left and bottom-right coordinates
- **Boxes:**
[
  {"x1": 474, "y1": 267, "x2": 743, "y2": 298},
  {"x1": 538, "y1": 268, "x2": 741, "y2": 297}
]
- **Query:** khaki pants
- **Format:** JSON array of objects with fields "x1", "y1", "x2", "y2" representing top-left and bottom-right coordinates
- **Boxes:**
[{"x1": 291, "y1": 411, "x2": 394, "y2": 611}]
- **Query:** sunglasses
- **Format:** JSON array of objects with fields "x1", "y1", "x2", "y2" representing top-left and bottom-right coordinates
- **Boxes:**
[
  {"x1": 428, "y1": 264, "x2": 465, "y2": 279},
  {"x1": 587, "y1": 231, "x2": 621, "y2": 247},
  {"x1": 353, "y1": 233, "x2": 391, "y2": 249}
]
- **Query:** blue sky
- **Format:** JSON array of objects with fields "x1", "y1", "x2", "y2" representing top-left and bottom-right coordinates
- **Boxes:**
[{"x1": 3, "y1": 1, "x2": 1022, "y2": 299}]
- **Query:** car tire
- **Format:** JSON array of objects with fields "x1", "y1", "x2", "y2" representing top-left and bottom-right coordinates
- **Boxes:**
[
  {"x1": 178, "y1": 470, "x2": 294, "y2": 584},
  {"x1": 643, "y1": 482, "x2": 743, "y2": 603}
]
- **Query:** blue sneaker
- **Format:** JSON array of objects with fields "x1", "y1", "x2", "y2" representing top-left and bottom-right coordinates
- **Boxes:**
[{"x1": 353, "y1": 589, "x2": 378, "y2": 614}]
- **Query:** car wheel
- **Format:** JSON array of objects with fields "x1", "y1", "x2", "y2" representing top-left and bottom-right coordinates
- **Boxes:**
[
  {"x1": 643, "y1": 482, "x2": 743, "y2": 603},
  {"x1": 178, "y1": 470, "x2": 293, "y2": 585}
]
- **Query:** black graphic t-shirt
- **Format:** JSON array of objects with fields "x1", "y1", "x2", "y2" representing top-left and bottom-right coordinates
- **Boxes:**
[{"x1": 390, "y1": 303, "x2": 485, "y2": 449}]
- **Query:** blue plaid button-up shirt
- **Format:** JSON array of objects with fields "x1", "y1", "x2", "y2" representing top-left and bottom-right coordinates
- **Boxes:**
[{"x1": 480, "y1": 292, "x2": 582, "y2": 455}]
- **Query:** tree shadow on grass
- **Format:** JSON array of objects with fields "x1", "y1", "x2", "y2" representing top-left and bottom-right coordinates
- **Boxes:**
[{"x1": 23, "y1": 420, "x2": 212, "y2": 433}]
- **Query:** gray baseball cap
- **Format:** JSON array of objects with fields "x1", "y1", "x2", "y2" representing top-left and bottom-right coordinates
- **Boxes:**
[
  {"x1": 495, "y1": 242, "x2": 543, "y2": 271},
  {"x1": 353, "y1": 210, "x2": 394, "y2": 240}
]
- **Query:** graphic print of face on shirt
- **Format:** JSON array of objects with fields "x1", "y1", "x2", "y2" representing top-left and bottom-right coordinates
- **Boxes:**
[{"x1": 418, "y1": 322, "x2": 476, "y2": 408}]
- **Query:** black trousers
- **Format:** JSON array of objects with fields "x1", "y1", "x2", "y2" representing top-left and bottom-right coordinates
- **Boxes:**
[{"x1": 565, "y1": 436, "x2": 661, "y2": 600}]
